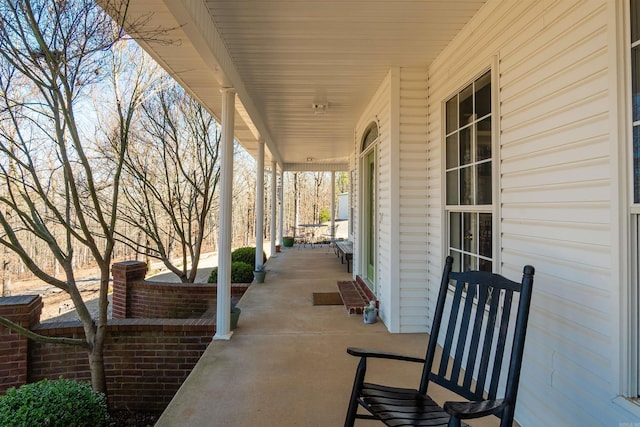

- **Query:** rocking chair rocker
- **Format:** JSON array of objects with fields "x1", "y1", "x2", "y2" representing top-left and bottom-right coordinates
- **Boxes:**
[{"x1": 344, "y1": 256, "x2": 534, "y2": 427}]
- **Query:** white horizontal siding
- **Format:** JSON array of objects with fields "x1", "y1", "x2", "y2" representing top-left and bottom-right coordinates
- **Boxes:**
[
  {"x1": 398, "y1": 68, "x2": 430, "y2": 333},
  {"x1": 425, "y1": 0, "x2": 627, "y2": 425}
]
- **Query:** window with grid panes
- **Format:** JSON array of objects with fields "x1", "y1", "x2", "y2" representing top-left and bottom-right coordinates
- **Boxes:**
[{"x1": 445, "y1": 71, "x2": 493, "y2": 273}]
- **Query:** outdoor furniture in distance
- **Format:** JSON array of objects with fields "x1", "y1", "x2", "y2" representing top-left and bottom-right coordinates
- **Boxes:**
[
  {"x1": 298, "y1": 223, "x2": 327, "y2": 247},
  {"x1": 293, "y1": 229, "x2": 306, "y2": 247},
  {"x1": 321, "y1": 223, "x2": 340, "y2": 247},
  {"x1": 334, "y1": 240, "x2": 353, "y2": 272},
  {"x1": 344, "y1": 256, "x2": 535, "y2": 427}
]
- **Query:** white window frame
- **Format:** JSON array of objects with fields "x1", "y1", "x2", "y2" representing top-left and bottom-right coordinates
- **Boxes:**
[
  {"x1": 618, "y1": 0, "x2": 640, "y2": 408},
  {"x1": 443, "y1": 67, "x2": 498, "y2": 274}
]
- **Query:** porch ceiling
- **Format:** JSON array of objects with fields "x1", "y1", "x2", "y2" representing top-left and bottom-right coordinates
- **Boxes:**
[{"x1": 108, "y1": 0, "x2": 487, "y2": 169}]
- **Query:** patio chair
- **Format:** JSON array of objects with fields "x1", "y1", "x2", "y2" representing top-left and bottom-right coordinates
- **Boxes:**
[
  {"x1": 291, "y1": 227, "x2": 307, "y2": 248},
  {"x1": 344, "y1": 256, "x2": 535, "y2": 427},
  {"x1": 322, "y1": 223, "x2": 340, "y2": 250}
]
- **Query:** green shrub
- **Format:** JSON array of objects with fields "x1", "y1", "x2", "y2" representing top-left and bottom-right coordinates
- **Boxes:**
[
  {"x1": 319, "y1": 207, "x2": 330, "y2": 223},
  {"x1": 208, "y1": 261, "x2": 255, "y2": 283},
  {"x1": 230, "y1": 261, "x2": 254, "y2": 283},
  {"x1": 0, "y1": 378, "x2": 113, "y2": 427},
  {"x1": 231, "y1": 247, "x2": 266, "y2": 269}
]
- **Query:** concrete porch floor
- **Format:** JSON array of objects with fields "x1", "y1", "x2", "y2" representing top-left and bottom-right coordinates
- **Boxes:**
[{"x1": 155, "y1": 246, "x2": 512, "y2": 427}]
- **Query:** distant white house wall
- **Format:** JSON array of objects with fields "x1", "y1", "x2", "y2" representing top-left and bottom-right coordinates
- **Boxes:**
[
  {"x1": 337, "y1": 193, "x2": 349, "y2": 220},
  {"x1": 350, "y1": 0, "x2": 639, "y2": 425}
]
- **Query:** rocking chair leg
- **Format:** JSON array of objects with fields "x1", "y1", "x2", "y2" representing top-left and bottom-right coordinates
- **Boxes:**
[{"x1": 344, "y1": 357, "x2": 367, "y2": 427}]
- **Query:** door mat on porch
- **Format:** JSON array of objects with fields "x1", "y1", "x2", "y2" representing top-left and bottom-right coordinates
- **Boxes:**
[{"x1": 312, "y1": 292, "x2": 344, "y2": 305}]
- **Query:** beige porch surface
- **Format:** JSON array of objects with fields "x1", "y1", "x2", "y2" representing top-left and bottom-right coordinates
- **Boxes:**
[{"x1": 156, "y1": 246, "x2": 513, "y2": 427}]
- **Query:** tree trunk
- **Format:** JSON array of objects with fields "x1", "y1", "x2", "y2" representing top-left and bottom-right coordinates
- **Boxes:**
[
  {"x1": 88, "y1": 341, "x2": 107, "y2": 394},
  {"x1": 2, "y1": 260, "x2": 10, "y2": 297}
]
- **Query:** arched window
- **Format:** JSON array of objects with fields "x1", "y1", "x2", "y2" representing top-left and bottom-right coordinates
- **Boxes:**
[{"x1": 361, "y1": 121, "x2": 379, "y2": 152}]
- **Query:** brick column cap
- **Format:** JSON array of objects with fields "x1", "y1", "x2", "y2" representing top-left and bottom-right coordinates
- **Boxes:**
[
  {"x1": 112, "y1": 261, "x2": 147, "y2": 281},
  {"x1": 0, "y1": 295, "x2": 40, "y2": 306}
]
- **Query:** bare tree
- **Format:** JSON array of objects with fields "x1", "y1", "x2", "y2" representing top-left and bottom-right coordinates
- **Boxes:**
[
  {"x1": 116, "y1": 80, "x2": 221, "y2": 283},
  {"x1": 231, "y1": 147, "x2": 256, "y2": 247},
  {"x1": 281, "y1": 171, "x2": 337, "y2": 234},
  {"x1": 312, "y1": 172, "x2": 325, "y2": 223},
  {"x1": 0, "y1": 0, "x2": 156, "y2": 395},
  {"x1": 337, "y1": 171, "x2": 349, "y2": 194}
]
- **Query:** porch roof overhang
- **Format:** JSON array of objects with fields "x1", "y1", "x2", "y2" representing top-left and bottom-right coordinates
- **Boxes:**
[{"x1": 101, "y1": 0, "x2": 487, "y2": 170}]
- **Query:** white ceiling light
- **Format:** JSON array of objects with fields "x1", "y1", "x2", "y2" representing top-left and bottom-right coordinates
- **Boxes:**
[{"x1": 312, "y1": 103, "x2": 328, "y2": 115}]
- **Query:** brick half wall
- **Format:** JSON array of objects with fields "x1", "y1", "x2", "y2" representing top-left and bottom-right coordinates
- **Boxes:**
[
  {"x1": 29, "y1": 318, "x2": 214, "y2": 412},
  {"x1": 111, "y1": 261, "x2": 249, "y2": 319}
]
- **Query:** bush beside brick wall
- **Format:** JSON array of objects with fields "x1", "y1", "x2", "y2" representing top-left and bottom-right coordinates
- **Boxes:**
[{"x1": 29, "y1": 318, "x2": 214, "y2": 412}]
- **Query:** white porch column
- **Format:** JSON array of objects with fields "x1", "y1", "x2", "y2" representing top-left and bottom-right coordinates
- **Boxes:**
[
  {"x1": 214, "y1": 87, "x2": 235, "y2": 341},
  {"x1": 278, "y1": 171, "x2": 284, "y2": 246},
  {"x1": 330, "y1": 171, "x2": 336, "y2": 241},
  {"x1": 270, "y1": 161, "x2": 277, "y2": 256},
  {"x1": 255, "y1": 140, "x2": 265, "y2": 270}
]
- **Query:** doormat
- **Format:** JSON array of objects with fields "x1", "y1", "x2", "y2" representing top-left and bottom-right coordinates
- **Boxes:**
[{"x1": 312, "y1": 292, "x2": 343, "y2": 306}]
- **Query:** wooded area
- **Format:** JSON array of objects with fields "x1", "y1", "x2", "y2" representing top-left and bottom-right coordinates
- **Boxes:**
[{"x1": 0, "y1": 0, "x2": 346, "y2": 396}]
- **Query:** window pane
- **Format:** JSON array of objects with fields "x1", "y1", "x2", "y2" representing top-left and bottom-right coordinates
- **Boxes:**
[
  {"x1": 450, "y1": 212, "x2": 462, "y2": 250},
  {"x1": 479, "y1": 213, "x2": 492, "y2": 257},
  {"x1": 451, "y1": 250, "x2": 462, "y2": 272},
  {"x1": 633, "y1": 47, "x2": 640, "y2": 122},
  {"x1": 446, "y1": 97, "x2": 458, "y2": 134},
  {"x1": 475, "y1": 71, "x2": 491, "y2": 118},
  {"x1": 446, "y1": 133, "x2": 459, "y2": 168},
  {"x1": 459, "y1": 84, "x2": 474, "y2": 126},
  {"x1": 463, "y1": 254, "x2": 476, "y2": 272},
  {"x1": 479, "y1": 258, "x2": 492, "y2": 272},
  {"x1": 460, "y1": 166, "x2": 473, "y2": 205},
  {"x1": 635, "y1": 126, "x2": 640, "y2": 203},
  {"x1": 447, "y1": 171, "x2": 459, "y2": 205},
  {"x1": 477, "y1": 161, "x2": 492, "y2": 204},
  {"x1": 476, "y1": 117, "x2": 492, "y2": 161},
  {"x1": 362, "y1": 123, "x2": 379, "y2": 150},
  {"x1": 460, "y1": 127, "x2": 472, "y2": 165},
  {"x1": 463, "y1": 213, "x2": 477, "y2": 254}
]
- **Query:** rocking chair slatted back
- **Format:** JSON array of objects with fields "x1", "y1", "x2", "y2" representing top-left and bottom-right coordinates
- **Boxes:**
[
  {"x1": 421, "y1": 258, "x2": 534, "y2": 417},
  {"x1": 344, "y1": 256, "x2": 534, "y2": 427}
]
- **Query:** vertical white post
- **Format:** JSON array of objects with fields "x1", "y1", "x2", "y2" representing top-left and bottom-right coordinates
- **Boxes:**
[
  {"x1": 270, "y1": 160, "x2": 277, "y2": 256},
  {"x1": 214, "y1": 87, "x2": 235, "y2": 341},
  {"x1": 255, "y1": 140, "x2": 265, "y2": 270},
  {"x1": 278, "y1": 171, "x2": 284, "y2": 246},
  {"x1": 330, "y1": 171, "x2": 336, "y2": 242}
]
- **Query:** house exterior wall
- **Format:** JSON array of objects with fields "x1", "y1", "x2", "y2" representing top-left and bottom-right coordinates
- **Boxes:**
[
  {"x1": 354, "y1": 73, "x2": 391, "y2": 323},
  {"x1": 424, "y1": 0, "x2": 634, "y2": 425},
  {"x1": 354, "y1": 68, "x2": 429, "y2": 333},
  {"x1": 352, "y1": 0, "x2": 639, "y2": 424}
]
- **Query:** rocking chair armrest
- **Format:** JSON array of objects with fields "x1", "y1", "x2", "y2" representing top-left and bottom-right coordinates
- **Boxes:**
[
  {"x1": 443, "y1": 398, "x2": 508, "y2": 420},
  {"x1": 346, "y1": 347, "x2": 425, "y2": 363}
]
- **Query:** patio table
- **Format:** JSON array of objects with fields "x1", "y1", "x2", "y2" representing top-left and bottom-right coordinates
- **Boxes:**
[{"x1": 298, "y1": 224, "x2": 327, "y2": 247}]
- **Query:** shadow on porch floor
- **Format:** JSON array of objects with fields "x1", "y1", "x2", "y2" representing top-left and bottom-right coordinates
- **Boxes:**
[{"x1": 155, "y1": 246, "x2": 516, "y2": 427}]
